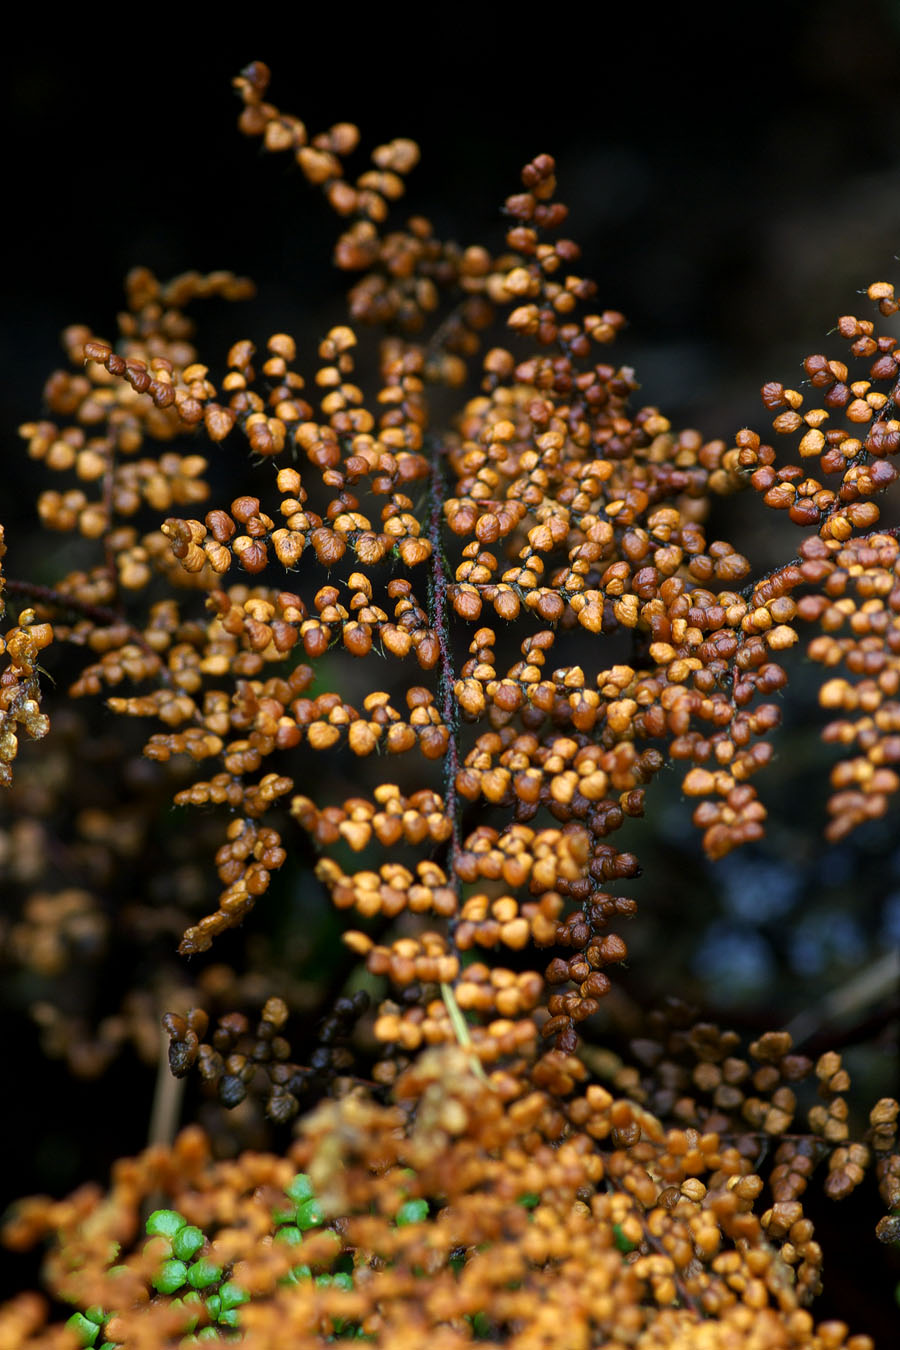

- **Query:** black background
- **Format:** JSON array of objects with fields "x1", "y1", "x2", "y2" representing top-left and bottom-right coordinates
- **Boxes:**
[{"x1": 5, "y1": 4, "x2": 899, "y2": 442}]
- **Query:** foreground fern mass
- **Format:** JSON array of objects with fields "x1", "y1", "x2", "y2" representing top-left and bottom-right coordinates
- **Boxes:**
[{"x1": 1, "y1": 60, "x2": 898, "y2": 1348}]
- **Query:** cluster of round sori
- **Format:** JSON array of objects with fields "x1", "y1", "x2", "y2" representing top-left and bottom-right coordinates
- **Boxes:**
[
  {"x1": 62, "y1": 1171, "x2": 432, "y2": 1346},
  {"x1": 63, "y1": 1175, "x2": 309, "y2": 1346}
]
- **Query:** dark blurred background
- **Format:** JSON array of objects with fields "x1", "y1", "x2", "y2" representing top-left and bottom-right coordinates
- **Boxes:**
[{"x1": 5, "y1": 3, "x2": 898, "y2": 438}]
